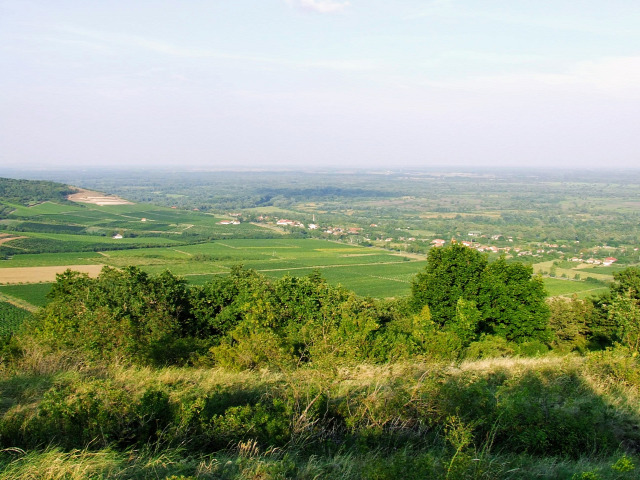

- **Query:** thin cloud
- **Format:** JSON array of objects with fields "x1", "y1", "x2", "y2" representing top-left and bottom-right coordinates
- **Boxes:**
[
  {"x1": 421, "y1": 56, "x2": 640, "y2": 100},
  {"x1": 289, "y1": 0, "x2": 351, "y2": 14},
  {"x1": 406, "y1": 3, "x2": 633, "y2": 37}
]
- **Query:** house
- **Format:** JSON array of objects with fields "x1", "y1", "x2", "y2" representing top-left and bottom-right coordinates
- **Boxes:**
[
  {"x1": 431, "y1": 239, "x2": 446, "y2": 247},
  {"x1": 112, "y1": 234, "x2": 123, "y2": 239},
  {"x1": 603, "y1": 257, "x2": 618, "y2": 266},
  {"x1": 277, "y1": 219, "x2": 295, "y2": 226}
]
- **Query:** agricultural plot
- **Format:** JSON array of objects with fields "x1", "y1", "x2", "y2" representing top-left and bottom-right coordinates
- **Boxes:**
[
  {"x1": 0, "y1": 251, "x2": 104, "y2": 268},
  {"x1": 0, "y1": 283, "x2": 52, "y2": 307},
  {"x1": 532, "y1": 260, "x2": 615, "y2": 297},
  {"x1": 0, "y1": 265, "x2": 104, "y2": 284},
  {"x1": 0, "y1": 301, "x2": 32, "y2": 335},
  {"x1": 543, "y1": 278, "x2": 609, "y2": 298},
  {"x1": 0, "y1": 232, "x2": 427, "y2": 297},
  {"x1": 125, "y1": 239, "x2": 426, "y2": 297}
]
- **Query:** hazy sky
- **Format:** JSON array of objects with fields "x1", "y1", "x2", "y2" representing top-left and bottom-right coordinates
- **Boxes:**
[{"x1": 1, "y1": 0, "x2": 639, "y2": 170}]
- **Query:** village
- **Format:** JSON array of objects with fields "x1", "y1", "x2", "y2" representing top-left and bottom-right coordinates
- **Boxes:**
[{"x1": 215, "y1": 213, "x2": 630, "y2": 268}]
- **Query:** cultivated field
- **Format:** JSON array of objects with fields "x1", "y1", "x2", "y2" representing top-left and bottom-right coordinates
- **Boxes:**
[
  {"x1": 0, "y1": 191, "x2": 428, "y2": 297},
  {"x1": 0, "y1": 265, "x2": 104, "y2": 284}
]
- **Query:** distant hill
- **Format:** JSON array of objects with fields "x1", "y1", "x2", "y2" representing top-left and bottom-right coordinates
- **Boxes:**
[{"x1": 0, "y1": 177, "x2": 74, "y2": 208}]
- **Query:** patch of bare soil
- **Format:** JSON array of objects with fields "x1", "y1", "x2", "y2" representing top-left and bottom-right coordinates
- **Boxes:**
[
  {"x1": 0, "y1": 265, "x2": 105, "y2": 284},
  {"x1": 67, "y1": 188, "x2": 133, "y2": 206}
]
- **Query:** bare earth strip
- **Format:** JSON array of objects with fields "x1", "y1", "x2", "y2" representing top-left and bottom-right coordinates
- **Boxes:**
[
  {"x1": 0, "y1": 265, "x2": 105, "y2": 284},
  {"x1": 67, "y1": 188, "x2": 133, "y2": 206},
  {"x1": 0, "y1": 236, "x2": 27, "y2": 246}
]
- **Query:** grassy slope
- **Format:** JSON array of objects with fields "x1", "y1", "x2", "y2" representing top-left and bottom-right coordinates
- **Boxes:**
[{"x1": 0, "y1": 354, "x2": 638, "y2": 479}]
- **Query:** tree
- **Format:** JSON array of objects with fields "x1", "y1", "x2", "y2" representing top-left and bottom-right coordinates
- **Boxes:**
[
  {"x1": 479, "y1": 258, "x2": 550, "y2": 342},
  {"x1": 608, "y1": 291, "x2": 640, "y2": 354},
  {"x1": 411, "y1": 244, "x2": 550, "y2": 343},
  {"x1": 410, "y1": 243, "x2": 487, "y2": 327},
  {"x1": 36, "y1": 266, "x2": 195, "y2": 364},
  {"x1": 590, "y1": 267, "x2": 640, "y2": 350}
]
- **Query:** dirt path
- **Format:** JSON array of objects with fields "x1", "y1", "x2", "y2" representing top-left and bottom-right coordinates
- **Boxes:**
[
  {"x1": 0, "y1": 236, "x2": 27, "y2": 246},
  {"x1": 257, "y1": 260, "x2": 420, "y2": 273}
]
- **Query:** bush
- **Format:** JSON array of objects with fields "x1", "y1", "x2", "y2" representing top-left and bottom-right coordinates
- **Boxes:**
[{"x1": 465, "y1": 335, "x2": 516, "y2": 359}]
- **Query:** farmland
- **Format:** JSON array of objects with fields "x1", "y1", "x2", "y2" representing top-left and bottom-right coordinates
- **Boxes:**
[
  {"x1": 0, "y1": 179, "x2": 430, "y2": 299},
  {"x1": 0, "y1": 301, "x2": 32, "y2": 335},
  {"x1": 3, "y1": 171, "x2": 640, "y2": 302},
  {"x1": 0, "y1": 237, "x2": 424, "y2": 298}
]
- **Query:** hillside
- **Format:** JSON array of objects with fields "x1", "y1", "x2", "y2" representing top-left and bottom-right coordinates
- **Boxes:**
[
  {"x1": 0, "y1": 177, "x2": 74, "y2": 215},
  {"x1": 0, "y1": 176, "x2": 639, "y2": 479}
]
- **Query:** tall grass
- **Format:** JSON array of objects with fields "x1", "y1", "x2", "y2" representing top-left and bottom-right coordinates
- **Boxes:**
[{"x1": 0, "y1": 350, "x2": 638, "y2": 479}]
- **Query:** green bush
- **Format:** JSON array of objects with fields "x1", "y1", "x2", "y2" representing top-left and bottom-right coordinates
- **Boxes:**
[{"x1": 465, "y1": 335, "x2": 516, "y2": 359}]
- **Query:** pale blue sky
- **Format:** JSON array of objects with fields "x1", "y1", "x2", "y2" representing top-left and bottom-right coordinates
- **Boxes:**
[{"x1": 1, "y1": 0, "x2": 639, "y2": 169}]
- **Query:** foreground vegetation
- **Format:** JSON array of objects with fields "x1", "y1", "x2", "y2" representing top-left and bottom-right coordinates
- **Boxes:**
[
  {"x1": 1, "y1": 246, "x2": 640, "y2": 478},
  {"x1": 1, "y1": 344, "x2": 639, "y2": 479}
]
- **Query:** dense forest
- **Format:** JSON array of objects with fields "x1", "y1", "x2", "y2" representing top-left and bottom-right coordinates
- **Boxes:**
[{"x1": 0, "y1": 177, "x2": 74, "y2": 213}]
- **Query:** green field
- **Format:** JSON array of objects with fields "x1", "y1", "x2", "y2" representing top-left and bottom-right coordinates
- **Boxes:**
[
  {"x1": 542, "y1": 277, "x2": 610, "y2": 298},
  {"x1": 1, "y1": 204, "x2": 429, "y2": 297},
  {"x1": 96, "y1": 239, "x2": 426, "y2": 298},
  {"x1": 3, "y1": 189, "x2": 632, "y2": 299},
  {"x1": 0, "y1": 301, "x2": 32, "y2": 335},
  {"x1": 0, "y1": 283, "x2": 52, "y2": 307}
]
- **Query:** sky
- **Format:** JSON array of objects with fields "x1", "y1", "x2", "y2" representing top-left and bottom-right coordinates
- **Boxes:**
[{"x1": 1, "y1": 0, "x2": 639, "y2": 170}]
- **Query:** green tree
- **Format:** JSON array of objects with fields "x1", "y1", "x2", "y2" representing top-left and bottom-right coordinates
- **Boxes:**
[
  {"x1": 590, "y1": 267, "x2": 640, "y2": 348},
  {"x1": 607, "y1": 291, "x2": 640, "y2": 354},
  {"x1": 411, "y1": 245, "x2": 550, "y2": 343},
  {"x1": 548, "y1": 295, "x2": 591, "y2": 351},
  {"x1": 410, "y1": 243, "x2": 487, "y2": 326},
  {"x1": 36, "y1": 266, "x2": 195, "y2": 365},
  {"x1": 479, "y1": 258, "x2": 550, "y2": 342}
]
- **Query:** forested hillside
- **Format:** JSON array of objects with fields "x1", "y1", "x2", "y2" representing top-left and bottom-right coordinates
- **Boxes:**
[{"x1": 0, "y1": 177, "x2": 73, "y2": 212}]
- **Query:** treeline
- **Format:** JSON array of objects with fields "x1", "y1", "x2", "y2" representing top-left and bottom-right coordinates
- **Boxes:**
[
  {"x1": 0, "y1": 177, "x2": 73, "y2": 210},
  {"x1": 21, "y1": 244, "x2": 639, "y2": 368}
]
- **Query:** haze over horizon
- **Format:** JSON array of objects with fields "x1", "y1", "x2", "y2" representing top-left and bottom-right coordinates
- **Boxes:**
[{"x1": 1, "y1": 1, "x2": 639, "y2": 171}]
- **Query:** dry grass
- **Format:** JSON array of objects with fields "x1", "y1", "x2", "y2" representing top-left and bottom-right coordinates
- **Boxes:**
[{"x1": 0, "y1": 265, "x2": 104, "y2": 284}]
